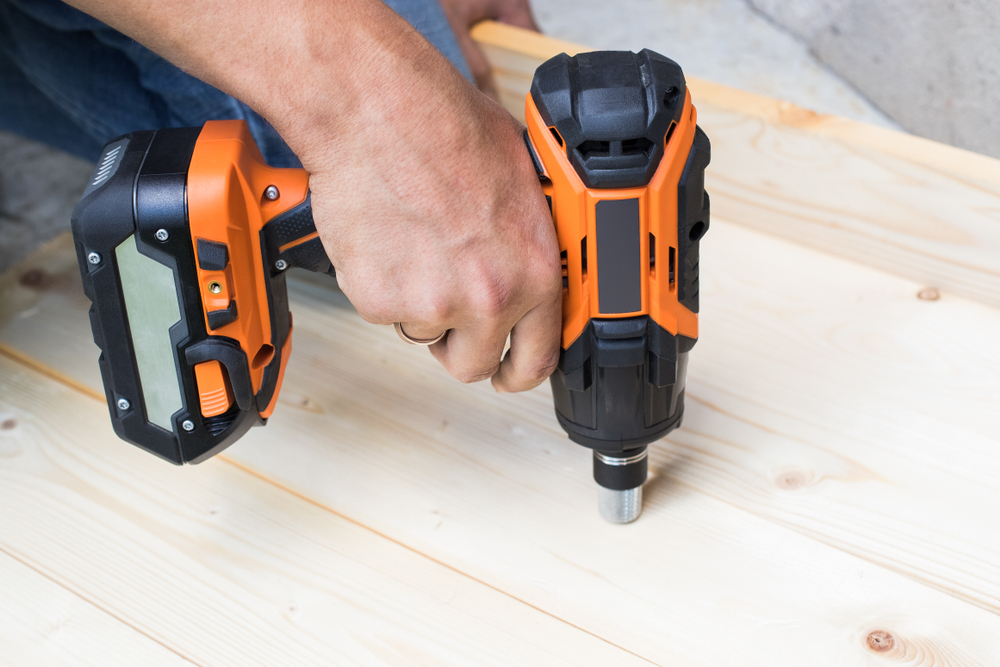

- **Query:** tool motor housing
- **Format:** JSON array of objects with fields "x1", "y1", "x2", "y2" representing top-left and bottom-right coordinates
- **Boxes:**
[
  {"x1": 524, "y1": 50, "x2": 711, "y2": 488},
  {"x1": 72, "y1": 121, "x2": 327, "y2": 464}
]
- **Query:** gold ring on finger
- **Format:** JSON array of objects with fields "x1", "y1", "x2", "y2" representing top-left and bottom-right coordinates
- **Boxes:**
[{"x1": 394, "y1": 322, "x2": 447, "y2": 346}]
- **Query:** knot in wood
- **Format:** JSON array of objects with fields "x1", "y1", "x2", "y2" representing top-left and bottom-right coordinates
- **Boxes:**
[
  {"x1": 0, "y1": 418, "x2": 16, "y2": 431},
  {"x1": 917, "y1": 287, "x2": 940, "y2": 301},
  {"x1": 774, "y1": 469, "x2": 811, "y2": 490},
  {"x1": 866, "y1": 630, "x2": 894, "y2": 653},
  {"x1": 298, "y1": 397, "x2": 324, "y2": 414},
  {"x1": 777, "y1": 101, "x2": 822, "y2": 126},
  {"x1": 19, "y1": 268, "x2": 52, "y2": 290}
]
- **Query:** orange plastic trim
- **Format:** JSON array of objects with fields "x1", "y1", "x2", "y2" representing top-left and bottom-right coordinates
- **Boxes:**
[
  {"x1": 186, "y1": 120, "x2": 309, "y2": 410},
  {"x1": 278, "y1": 231, "x2": 319, "y2": 254},
  {"x1": 525, "y1": 91, "x2": 700, "y2": 349},
  {"x1": 259, "y1": 317, "x2": 292, "y2": 419}
]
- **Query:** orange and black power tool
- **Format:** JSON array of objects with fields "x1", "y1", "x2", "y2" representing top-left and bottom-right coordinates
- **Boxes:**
[{"x1": 71, "y1": 50, "x2": 709, "y2": 523}]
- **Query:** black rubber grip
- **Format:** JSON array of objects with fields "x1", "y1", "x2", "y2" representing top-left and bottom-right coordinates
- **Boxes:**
[{"x1": 261, "y1": 193, "x2": 335, "y2": 276}]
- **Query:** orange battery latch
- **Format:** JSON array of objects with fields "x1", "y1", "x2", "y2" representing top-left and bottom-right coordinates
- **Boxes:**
[{"x1": 193, "y1": 360, "x2": 234, "y2": 418}]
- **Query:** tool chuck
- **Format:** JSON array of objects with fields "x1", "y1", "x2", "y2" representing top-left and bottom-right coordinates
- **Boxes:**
[
  {"x1": 599, "y1": 487, "x2": 643, "y2": 524},
  {"x1": 594, "y1": 449, "x2": 647, "y2": 523}
]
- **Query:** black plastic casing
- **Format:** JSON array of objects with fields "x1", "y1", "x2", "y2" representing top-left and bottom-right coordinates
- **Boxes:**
[
  {"x1": 530, "y1": 50, "x2": 688, "y2": 189},
  {"x1": 71, "y1": 128, "x2": 255, "y2": 463},
  {"x1": 530, "y1": 50, "x2": 711, "y2": 484},
  {"x1": 71, "y1": 128, "x2": 324, "y2": 464}
]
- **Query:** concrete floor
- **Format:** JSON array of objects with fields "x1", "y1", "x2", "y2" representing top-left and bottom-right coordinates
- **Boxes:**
[
  {"x1": 749, "y1": 0, "x2": 1000, "y2": 159},
  {"x1": 0, "y1": 0, "x2": 894, "y2": 275},
  {"x1": 0, "y1": 132, "x2": 92, "y2": 275}
]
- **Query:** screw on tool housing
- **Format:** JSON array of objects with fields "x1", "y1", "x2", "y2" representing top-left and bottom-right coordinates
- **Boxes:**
[
  {"x1": 264, "y1": 185, "x2": 279, "y2": 201},
  {"x1": 181, "y1": 420, "x2": 195, "y2": 432},
  {"x1": 117, "y1": 398, "x2": 130, "y2": 411},
  {"x1": 274, "y1": 259, "x2": 288, "y2": 271},
  {"x1": 154, "y1": 228, "x2": 169, "y2": 242},
  {"x1": 87, "y1": 252, "x2": 101, "y2": 264}
]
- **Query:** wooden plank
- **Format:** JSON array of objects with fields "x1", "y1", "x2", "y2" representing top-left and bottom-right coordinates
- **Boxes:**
[
  {"x1": 230, "y1": 221, "x2": 1000, "y2": 618},
  {"x1": 0, "y1": 350, "x2": 655, "y2": 667},
  {"x1": 0, "y1": 551, "x2": 195, "y2": 667},
  {"x1": 472, "y1": 21, "x2": 1000, "y2": 310},
  {"x1": 3, "y1": 230, "x2": 1000, "y2": 664}
]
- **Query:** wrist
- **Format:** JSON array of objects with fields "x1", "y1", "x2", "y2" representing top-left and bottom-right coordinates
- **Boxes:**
[
  {"x1": 247, "y1": 3, "x2": 467, "y2": 174},
  {"x1": 63, "y1": 0, "x2": 456, "y2": 170}
]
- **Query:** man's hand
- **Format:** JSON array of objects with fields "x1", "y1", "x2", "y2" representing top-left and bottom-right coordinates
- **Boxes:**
[
  {"x1": 65, "y1": 0, "x2": 562, "y2": 392},
  {"x1": 439, "y1": 0, "x2": 540, "y2": 93},
  {"x1": 304, "y1": 26, "x2": 562, "y2": 393}
]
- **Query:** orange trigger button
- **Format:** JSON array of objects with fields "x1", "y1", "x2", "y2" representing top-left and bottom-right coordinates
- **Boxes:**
[{"x1": 194, "y1": 360, "x2": 234, "y2": 418}]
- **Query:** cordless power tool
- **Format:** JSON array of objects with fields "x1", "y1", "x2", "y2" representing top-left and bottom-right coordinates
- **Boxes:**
[{"x1": 71, "y1": 50, "x2": 710, "y2": 523}]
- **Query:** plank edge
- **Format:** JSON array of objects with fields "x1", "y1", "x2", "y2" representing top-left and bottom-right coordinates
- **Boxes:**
[{"x1": 471, "y1": 21, "x2": 1000, "y2": 189}]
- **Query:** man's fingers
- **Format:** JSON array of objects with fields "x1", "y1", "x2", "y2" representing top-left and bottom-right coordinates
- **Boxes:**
[
  {"x1": 454, "y1": 31, "x2": 496, "y2": 95},
  {"x1": 491, "y1": 289, "x2": 562, "y2": 393},
  {"x1": 429, "y1": 325, "x2": 508, "y2": 384},
  {"x1": 496, "y1": 0, "x2": 540, "y2": 32}
]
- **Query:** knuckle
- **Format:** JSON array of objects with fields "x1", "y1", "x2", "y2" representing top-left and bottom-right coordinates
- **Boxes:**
[
  {"x1": 347, "y1": 290, "x2": 393, "y2": 324},
  {"x1": 455, "y1": 364, "x2": 498, "y2": 384},
  {"x1": 525, "y1": 247, "x2": 562, "y2": 295},
  {"x1": 338, "y1": 272, "x2": 394, "y2": 324},
  {"x1": 540, "y1": 263, "x2": 563, "y2": 296},
  {"x1": 422, "y1": 294, "x2": 454, "y2": 325},
  {"x1": 354, "y1": 302, "x2": 393, "y2": 325},
  {"x1": 470, "y1": 275, "x2": 512, "y2": 319},
  {"x1": 540, "y1": 249, "x2": 563, "y2": 280},
  {"x1": 522, "y1": 351, "x2": 560, "y2": 384}
]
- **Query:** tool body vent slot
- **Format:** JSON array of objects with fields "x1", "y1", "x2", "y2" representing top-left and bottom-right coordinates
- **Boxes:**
[
  {"x1": 649, "y1": 233, "x2": 656, "y2": 278},
  {"x1": 577, "y1": 138, "x2": 654, "y2": 161}
]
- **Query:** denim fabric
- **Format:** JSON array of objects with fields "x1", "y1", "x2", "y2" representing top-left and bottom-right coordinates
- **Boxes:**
[{"x1": 0, "y1": 0, "x2": 471, "y2": 165}]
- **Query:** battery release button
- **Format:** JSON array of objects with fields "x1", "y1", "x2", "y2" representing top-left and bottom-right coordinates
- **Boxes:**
[{"x1": 194, "y1": 360, "x2": 234, "y2": 417}]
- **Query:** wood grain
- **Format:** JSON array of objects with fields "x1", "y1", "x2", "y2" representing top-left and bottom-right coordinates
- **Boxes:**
[
  {"x1": 0, "y1": 551, "x2": 195, "y2": 667},
  {"x1": 472, "y1": 21, "x2": 1000, "y2": 310},
  {"x1": 4, "y1": 26, "x2": 1000, "y2": 663},
  {"x1": 0, "y1": 350, "x2": 657, "y2": 667},
  {"x1": 3, "y1": 231, "x2": 1000, "y2": 665}
]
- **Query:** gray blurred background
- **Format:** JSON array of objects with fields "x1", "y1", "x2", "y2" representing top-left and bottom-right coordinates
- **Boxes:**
[
  {"x1": 747, "y1": 0, "x2": 999, "y2": 159},
  {"x1": 2, "y1": 0, "x2": 997, "y2": 274}
]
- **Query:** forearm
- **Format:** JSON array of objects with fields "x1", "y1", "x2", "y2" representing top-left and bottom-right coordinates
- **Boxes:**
[{"x1": 61, "y1": 0, "x2": 461, "y2": 165}]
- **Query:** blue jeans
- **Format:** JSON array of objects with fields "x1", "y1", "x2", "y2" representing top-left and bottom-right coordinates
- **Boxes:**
[{"x1": 0, "y1": 0, "x2": 471, "y2": 166}]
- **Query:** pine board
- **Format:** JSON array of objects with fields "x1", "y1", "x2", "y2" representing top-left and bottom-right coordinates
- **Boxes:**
[
  {"x1": 2, "y1": 220, "x2": 1000, "y2": 664},
  {"x1": 472, "y1": 21, "x2": 1000, "y2": 311},
  {"x1": 2, "y1": 23, "x2": 1000, "y2": 666},
  {"x1": 0, "y1": 551, "x2": 195, "y2": 667},
  {"x1": 0, "y1": 350, "x2": 661, "y2": 667}
]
